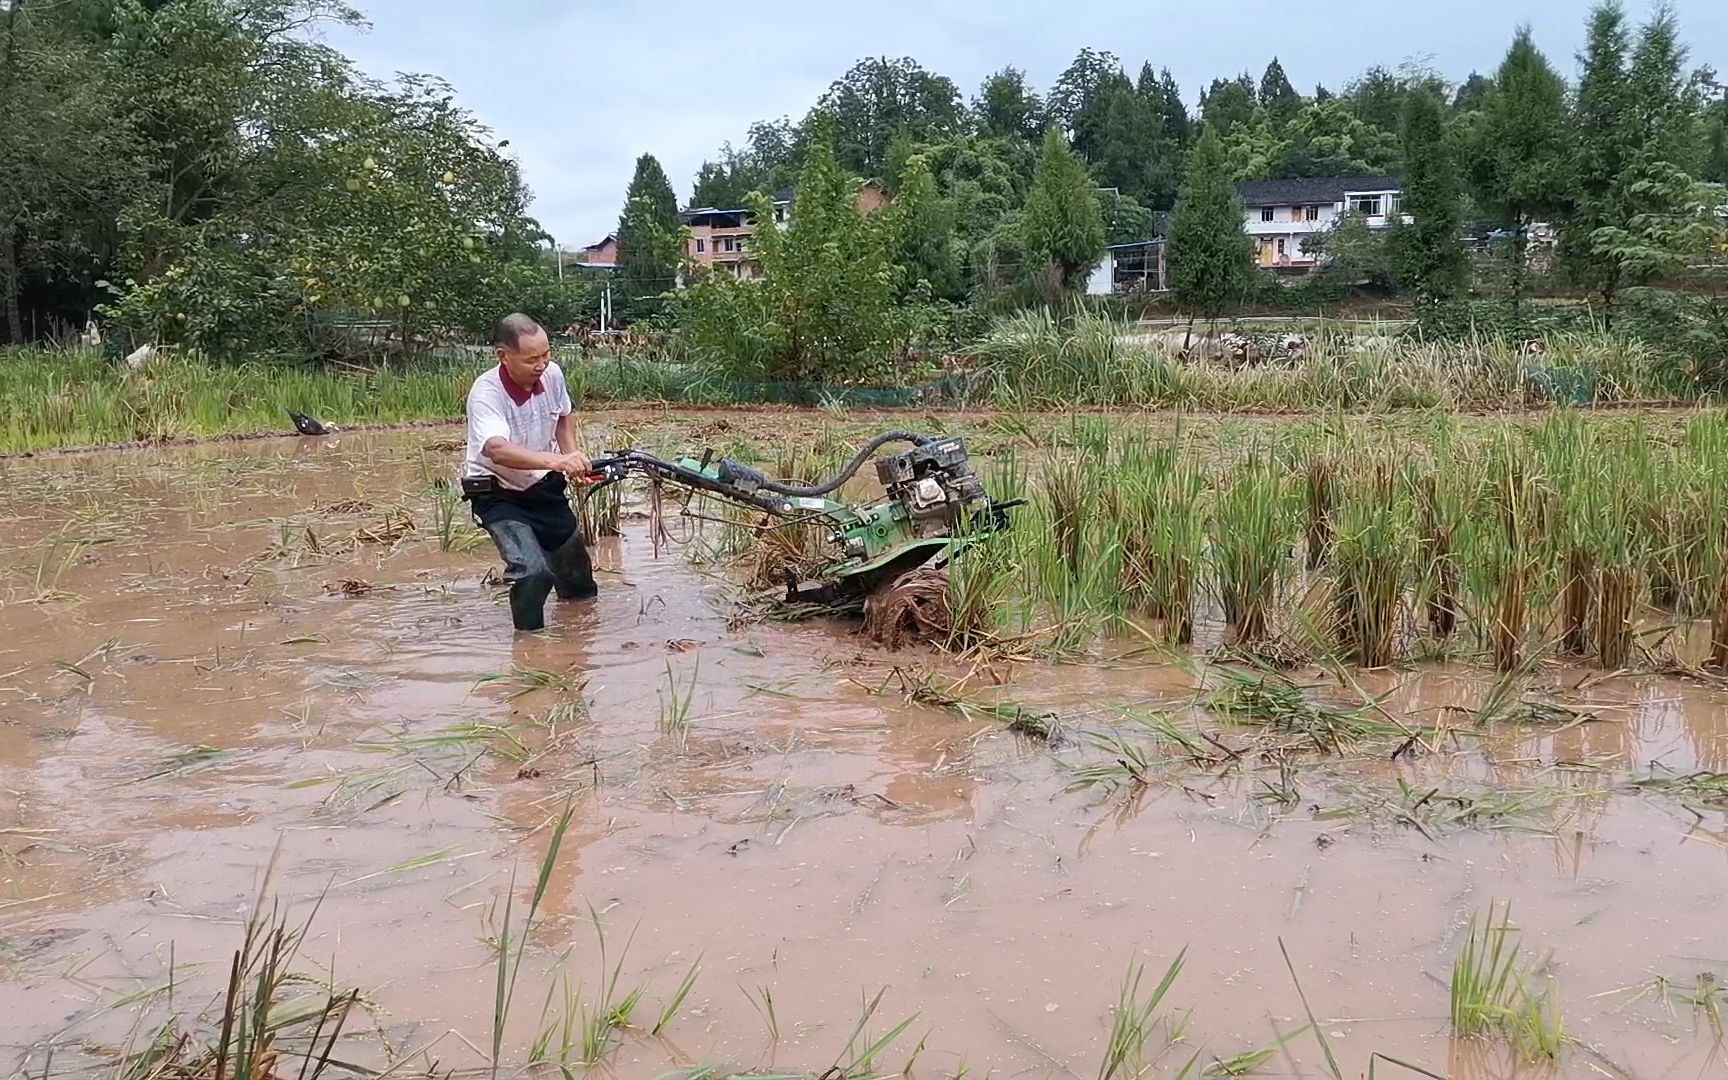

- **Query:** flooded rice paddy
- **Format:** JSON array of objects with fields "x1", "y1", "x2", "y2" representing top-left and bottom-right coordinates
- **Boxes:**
[{"x1": 1, "y1": 414, "x2": 1725, "y2": 1079}]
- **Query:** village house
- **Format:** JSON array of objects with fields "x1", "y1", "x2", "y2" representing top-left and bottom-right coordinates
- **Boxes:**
[
  {"x1": 1237, "y1": 175, "x2": 1404, "y2": 271},
  {"x1": 682, "y1": 180, "x2": 889, "y2": 279},
  {"x1": 573, "y1": 233, "x2": 618, "y2": 269}
]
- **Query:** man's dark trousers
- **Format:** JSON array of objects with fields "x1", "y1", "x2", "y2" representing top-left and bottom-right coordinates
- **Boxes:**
[{"x1": 468, "y1": 473, "x2": 597, "y2": 631}]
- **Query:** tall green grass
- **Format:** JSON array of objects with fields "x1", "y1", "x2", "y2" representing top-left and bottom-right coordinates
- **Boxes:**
[
  {"x1": 0, "y1": 346, "x2": 710, "y2": 452},
  {"x1": 938, "y1": 410, "x2": 1728, "y2": 674},
  {"x1": 1450, "y1": 903, "x2": 1565, "y2": 1062},
  {"x1": 966, "y1": 309, "x2": 1680, "y2": 411},
  {"x1": 1211, "y1": 450, "x2": 1294, "y2": 646}
]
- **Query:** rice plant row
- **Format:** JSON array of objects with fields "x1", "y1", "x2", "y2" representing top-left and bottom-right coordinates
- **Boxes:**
[{"x1": 955, "y1": 411, "x2": 1728, "y2": 673}]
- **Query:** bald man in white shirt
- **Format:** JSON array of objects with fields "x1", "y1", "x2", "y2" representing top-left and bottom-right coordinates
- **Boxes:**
[{"x1": 462, "y1": 314, "x2": 598, "y2": 631}]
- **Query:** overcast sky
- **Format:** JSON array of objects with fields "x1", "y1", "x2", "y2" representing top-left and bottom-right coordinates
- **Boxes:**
[{"x1": 326, "y1": 1, "x2": 1728, "y2": 249}]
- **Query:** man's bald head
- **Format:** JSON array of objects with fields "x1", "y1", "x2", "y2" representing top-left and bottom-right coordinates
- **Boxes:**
[
  {"x1": 493, "y1": 313, "x2": 550, "y2": 390},
  {"x1": 492, "y1": 313, "x2": 544, "y2": 351}
]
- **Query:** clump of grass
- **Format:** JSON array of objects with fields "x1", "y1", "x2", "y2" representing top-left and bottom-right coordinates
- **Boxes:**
[
  {"x1": 1142, "y1": 452, "x2": 1206, "y2": 644},
  {"x1": 1040, "y1": 451, "x2": 1090, "y2": 582},
  {"x1": 897, "y1": 669, "x2": 1063, "y2": 743},
  {"x1": 1097, "y1": 951, "x2": 1190, "y2": 1080},
  {"x1": 577, "y1": 909, "x2": 647, "y2": 1064},
  {"x1": 106, "y1": 851, "x2": 358, "y2": 1080},
  {"x1": 1301, "y1": 448, "x2": 1336, "y2": 571},
  {"x1": 1693, "y1": 417, "x2": 1728, "y2": 668},
  {"x1": 1206, "y1": 665, "x2": 1409, "y2": 755},
  {"x1": 1450, "y1": 902, "x2": 1565, "y2": 1062},
  {"x1": 1459, "y1": 439, "x2": 1544, "y2": 672},
  {"x1": 828, "y1": 988, "x2": 920, "y2": 1080},
  {"x1": 475, "y1": 665, "x2": 577, "y2": 699},
  {"x1": 943, "y1": 530, "x2": 1017, "y2": 650},
  {"x1": 658, "y1": 658, "x2": 700, "y2": 748},
  {"x1": 1626, "y1": 767, "x2": 1728, "y2": 811},
  {"x1": 491, "y1": 802, "x2": 574, "y2": 1077},
  {"x1": 742, "y1": 984, "x2": 780, "y2": 1045},
  {"x1": 1584, "y1": 445, "x2": 1645, "y2": 670},
  {"x1": 1211, "y1": 450, "x2": 1294, "y2": 647},
  {"x1": 1657, "y1": 971, "x2": 1725, "y2": 1039},
  {"x1": 1066, "y1": 729, "x2": 1161, "y2": 794},
  {"x1": 578, "y1": 482, "x2": 623, "y2": 547},
  {"x1": 1206, "y1": 1026, "x2": 1312, "y2": 1077},
  {"x1": 1413, "y1": 470, "x2": 1464, "y2": 643},
  {"x1": 1331, "y1": 462, "x2": 1414, "y2": 667},
  {"x1": 1330, "y1": 777, "x2": 1582, "y2": 839}
]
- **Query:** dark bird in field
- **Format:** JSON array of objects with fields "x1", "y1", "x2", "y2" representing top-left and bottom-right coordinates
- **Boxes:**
[{"x1": 288, "y1": 409, "x2": 336, "y2": 437}]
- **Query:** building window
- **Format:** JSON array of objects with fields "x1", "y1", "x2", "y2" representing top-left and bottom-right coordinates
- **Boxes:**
[
  {"x1": 1276, "y1": 238, "x2": 1287, "y2": 255},
  {"x1": 774, "y1": 206, "x2": 786, "y2": 223},
  {"x1": 1350, "y1": 195, "x2": 1384, "y2": 216},
  {"x1": 694, "y1": 239, "x2": 705, "y2": 253},
  {"x1": 1388, "y1": 194, "x2": 1404, "y2": 216},
  {"x1": 1305, "y1": 205, "x2": 1320, "y2": 221},
  {"x1": 1260, "y1": 207, "x2": 1275, "y2": 222},
  {"x1": 722, "y1": 237, "x2": 735, "y2": 253}
]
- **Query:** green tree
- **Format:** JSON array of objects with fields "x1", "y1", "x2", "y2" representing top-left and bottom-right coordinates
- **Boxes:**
[
  {"x1": 1167, "y1": 126, "x2": 1254, "y2": 328},
  {"x1": 1133, "y1": 63, "x2": 1191, "y2": 208},
  {"x1": 1096, "y1": 189, "x2": 1152, "y2": 244},
  {"x1": 691, "y1": 152, "x2": 749, "y2": 209},
  {"x1": 1304, "y1": 212, "x2": 1397, "y2": 290},
  {"x1": 114, "y1": 72, "x2": 551, "y2": 355},
  {"x1": 690, "y1": 119, "x2": 805, "y2": 209},
  {"x1": 1046, "y1": 48, "x2": 1121, "y2": 136},
  {"x1": 1201, "y1": 74, "x2": 1258, "y2": 133},
  {"x1": 1259, "y1": 57, "x2": 1302, "y2": 125},
  {"x1": 1452, "y1": 73, "x2": 1494, "y2": 114},
  {"x1": 683, "y1": 118, "x2": 900, "y2": 382},
  {"x1": 1153, "y1": 68, "x2": 1193, "y2": 147},
  {"x1": 1218, "y1": 111, "x2": 1284, "y2": 180},
  {"x1": 0, "y1": 0, "x2": 139, "y2": 342},
  {"x1": 4, "y1": 0, "x2": 574, "y2": 356},
  {"x1": 1627, "y1": 6, "x2": 1699, "y2": 169},
  {"x1": 1470, "y1": 26, "x2": 1571, "y2": 319},
  {"x1": 1588, "y1": 161, "x2": 1723, "y2": 290},
  {"x1": 1275, "y1": 98, "x2": 1401, "y2": 177},
  {"x1": 887, "y1": 154, "x2": 963, "y2": 300},
  {"x1": 1344, "y1": 66, "x2": 1408, "y2": 131},
  {"x1": 1394, "y1": 88, "x2": 1468, "y2": 316},
  {"x1": 615, "y1": 153, "x2": 682, "y2": 316},
  {"x1": 1707, "y1": 98, "x2": 1728, "y2": 183},
  {"x1": 975, "y1": 66, "x2": 1042, "y2": 142},
  {"x1": 919, "y1": 135, "x2": 1034, "y2": 243},
  {"x1": 1021, "y1": 128, "x2": 1106, "y2": 303},
  {"x1": 812, "y1": 57, "x2": 965, "y2": 178},
  {"x1": 1565, "y1": 4, "x2": 1714, "y2": 322},
  {"x1": 1090, "y1": 76, "x2": 1167, "y2": 205},
  {"x1": 1588, "y1": 6, "x2": 1720, "y2": 298},
  {"x1": 1563, "y1": 2, "x2": 1637, "y2": 312}
]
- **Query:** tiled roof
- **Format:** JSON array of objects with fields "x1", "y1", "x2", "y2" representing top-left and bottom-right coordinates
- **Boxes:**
[{"x1": 1236, "y1": 175, "x2": 1401, "y2": 207}]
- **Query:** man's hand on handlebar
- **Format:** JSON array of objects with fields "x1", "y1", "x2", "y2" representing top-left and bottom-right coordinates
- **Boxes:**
[{"x1": 550, "y1": 450, "x2": 599, "y2": 485}]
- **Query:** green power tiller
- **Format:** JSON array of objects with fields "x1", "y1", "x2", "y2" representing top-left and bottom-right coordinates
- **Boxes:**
[{"x1": 583, "y1": 430, "x2": 1021, "y2": 603}]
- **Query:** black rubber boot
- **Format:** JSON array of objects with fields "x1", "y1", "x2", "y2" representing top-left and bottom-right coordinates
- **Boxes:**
[
  {"x1": 548, "y1": 534, "x2": 598, "y2": 601},
  {"x1": 509, "y1": 571, "x2": 556, "y2": 631}
]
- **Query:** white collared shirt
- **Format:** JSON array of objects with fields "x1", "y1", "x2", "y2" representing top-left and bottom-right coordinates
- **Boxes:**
[{"x1": 464, "y1": 363, "x2": 572, "y2": 491}]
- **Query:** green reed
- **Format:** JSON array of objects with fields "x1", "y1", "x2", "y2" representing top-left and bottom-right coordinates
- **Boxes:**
[
  {"x1": 1210, "y1": 449, "x2": 1294, "y2": 647},
  {"x1": 1330, "y1": 461, "x2": 1415, "y2": 667}
]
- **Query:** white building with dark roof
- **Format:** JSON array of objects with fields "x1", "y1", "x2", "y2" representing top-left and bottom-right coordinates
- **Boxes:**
[{"x1": 1236, "y1": 175, "x2": 1403, "y2": 270}]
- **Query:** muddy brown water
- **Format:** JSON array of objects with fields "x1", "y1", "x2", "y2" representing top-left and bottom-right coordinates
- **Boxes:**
[{"x1": 1, "y1": 428, "x2": 1725, "y2": 1079}]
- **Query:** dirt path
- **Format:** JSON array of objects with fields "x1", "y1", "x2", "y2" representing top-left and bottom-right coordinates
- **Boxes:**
[{"x1": 1, "y1": 428, "x2": 1724, "y2": 1078}]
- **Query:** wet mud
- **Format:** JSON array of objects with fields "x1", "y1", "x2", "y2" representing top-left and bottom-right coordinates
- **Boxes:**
[{"x1": 1, "y1": 427, "x2": 1725, "y2": 1079}]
